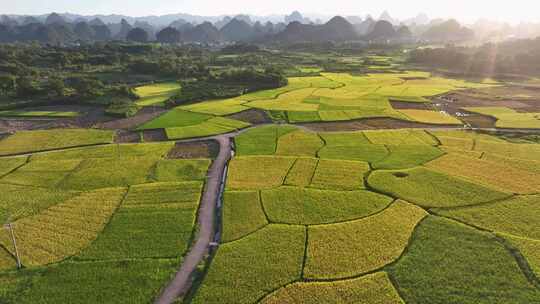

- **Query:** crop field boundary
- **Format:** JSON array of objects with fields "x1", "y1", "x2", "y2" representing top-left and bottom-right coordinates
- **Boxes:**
[
  {"x1": 0, "y1": 155, "x2": 29, "y2": 179},
  {"x1": 0, "y1": 142, "x2": 112, "y2": 158}
]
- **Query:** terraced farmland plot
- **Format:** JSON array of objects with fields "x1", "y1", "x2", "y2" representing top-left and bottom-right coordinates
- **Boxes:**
[
  {"x1": 373, "y1": 145, "x2": 444, "y2": 169},
  {"x1": 79, "y1": 182, "x2": 202, "y2": 259},
  {"x1": 261, "y1": 272, "x2": 404, "y2": 304},
  {"x1": 226, "y1": 156, "x2": 295, "y2": 190},
  {"x1": 0, "y1": 248, "x2": 15, "y2": 271},
  {"x1": 434, "y1": 195, "x2": 540, "y2": 240},
  {"x1": 368, "y1": 167, "x2": 510, "y2": 208},
  {"x1": 165, "y1": 117, "x2": 250, "y2": 140},
  {"x1": 397, "y1": 109, "x2": 463, "y2": 125},
  {"x1": 481, "y1": 153, "x2": 540, "y2": 174},
  {"x1": 152, "y1": 159, "x2": 210, "y2": 182},
  {"x1": 235, "y1": 125, "x2": 297, "y2": 155},
  {"x1": 221, "y1": 191, "x2": 268, "y2": 242},
  {"x1": 426, "y1": 153, "x2": 540, "y2": 194},
  {"x1": 0, "y1": 129, "x2": 114, "y2": 156},
  {"x1": 389, "y1": 216, "x2": 540, "y2": 304},
  {"x1": 284, "y1": 157, "x2": 318, "y2": 187},
  {"x1": 474, "y1": 140, "x2": 540, "y2": 161},
  {"x1": 180, "y1": 98, "x2": 249, "y2": 115},
  {"x1": 192, "y1": 225, "x2": 306, "y2": 304},
  {"x1": 137, "y1": 108, "x2": 211, "y2": 130},
  {"x1": 0, "y1": 183, "x2": 79, "y2": 223},
  {"x1": 304, "y1": 201, "x2": 427, "y2": 279},
  {"x1": 2, "y1": 159, "x2": 81, "y2": 188},
  {"x1": 275, "y1": 129, "x2": 323, "y2": 157},
  {"x1": 0, "y1": 188, "x2": 126, "y2": 266},
  {"x1": 0, "y1": 157, "x2": 26, "y2": 176},
  {"x1": 364, "y1": 129, "x2": 437, "y2": 145},
  {"x1": 465, "y1": 107, "x2": 540, "y2": 129},
  {"x1": 0, "y1": 110, "x2": 80, "y2": 118},
  {"x1": 261, "y1": 187, "x2": 393, "y2": 225},
  {"x1": 310, "y1": 159, "x2": 369, "y2": 190},
  {"x1": 133, "y1": 82, "x2": 181, "y2": 106}
]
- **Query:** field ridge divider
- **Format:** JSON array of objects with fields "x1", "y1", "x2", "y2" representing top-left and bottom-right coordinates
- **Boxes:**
[
  {"x1": 0, "y1": 155, "x2": 30, "y2": 179},
  {"x1": 300, "y1": 225, "x2": 309, "y2": 280}
]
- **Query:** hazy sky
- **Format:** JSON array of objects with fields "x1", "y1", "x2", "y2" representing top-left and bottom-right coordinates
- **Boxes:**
[{"x1": 3, "y1": 0, "x2": 538, "y2": 24}]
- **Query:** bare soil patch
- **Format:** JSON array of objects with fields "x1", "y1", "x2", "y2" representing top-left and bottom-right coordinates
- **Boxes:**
[
  {"x1": 226, "y1": 108, "x2": 271, "y2": 125},
  {"x1": 301, "y1": 118, "x2": 459, "y2": 132},
  {"x1": 114, "y1": 130, "x2": 141, "y2": 143},
  {"x1": 96, "y1": 106, "x2": 167, "y2": 130},
  {"x1": 390, "y1": 101, "x2": 431, "y2": 110},
  {"x1": 167, "y1": 140, "x2": 220, "y2": 159},
  {"x1": 142, "y1": 129, "x2": 168, "y2": 142}
]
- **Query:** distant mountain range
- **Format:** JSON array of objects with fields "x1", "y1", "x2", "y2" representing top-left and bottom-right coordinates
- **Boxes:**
[{"x1": 1, "y1": 11, "x2": 539, "y2": 45}]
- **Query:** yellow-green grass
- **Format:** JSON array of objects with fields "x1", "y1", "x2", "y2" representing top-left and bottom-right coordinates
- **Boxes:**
[
  {"x1": 179, "y1": 98, "x2": 249, "y2": 115},
  {"x1": 152, "y1": 159, "x2": 210, "y2": 182},
  {"x1": 1, "y1": 159, "x2": 81, "y2": 188},
  {"x1": 133, "y1": 82, "x2": 181, "y2": 106},
  {"x1": 505, "y1": 235, "x2": 540, "y2": 277},
  {"x1": 78, "y1": 182, "x2": 202, "y2": 259},
  {"x1": 287, "y1": 111, "x2": 321, "y2": 123},
  {"x1": 368, "y1": 167, "x2": 510, "y2": 208},
  {"x1": 398, "y1": 109, "x2": 463, "y2": 125},
  {"x1": 235, "y1": 125, "x2": 298, "y2": 156},
  {"x1": 426, "y1": 153, "x2": 540, "y2": 194},
  {"x1": 0, "y1": 110, "x2": 80, "y2": 118},
  {"x1": 310, "y1": 159, "x2": 369, "y2": 190},
  {"x1": 261, "y1": 272, "x2": 404, "y2": 304},
  {"x1": 0, "y1": 248, "x2": 15, "y2": 271},
  {"x1": 304, "y1": 201, "x2": 427, "y2": 279},
  {"x1": 284, "y1": 157, "x2": 318, "y2": 187},
  {"x1": 137, "y1": 108, "x2": 211, "y2": 130},
  {"x1": 275, "y1": 129, "x2": 323, "y2": 157},
  {"x1": 59, "y1": 157, "x2": 158, "y2": 190},
  {"x1": 0, "y1": 184, "x2": 79, "y2": 223},
  {"x1": 227, "y1": 156, "x2": 295, "y2": 190},
  {"x1": 364, "y1": 129, "x2": 438, "y2": 146},
  {"x1": 261, "y1": 187, "x2": 393, "y2": 225},
  {"x1": 191, "y1": 225, "x2": 306, "y2": 304},
  {"x1": 165, "y1": 117, "x2": 250, "y2": 140},
  {"x1": 465, "y1": 107, "x2": 540, "y2": 129},
  {"x1": 481, "y1": 153, "x2": 540, "y2": 174},
  {"x1": 389, "y1": 216, "x2": 540, "y2": 304},
  {"x1": 434, "y1": 195, "x2": 540, "y2": 240},
  {"x1": 8, "y1": 259, "x2": 178, "y2": 303},
  {"x1": 221, "y1": 191, "x2": 267, "y2": 242},
  {"x1": 474, "y1": 140, "x2": 540, "y2": 161},
  {"x1": 0, "y1": 129, "x2": 114, "y2": 156},
  {"x1": 29, "y1": 142, "x2": 175, "y2": 161},
  {"x1": 0, "y1": 188, "x2": 125, "y2": 266},
  {"x1": 373, "y1": 145, "x2": 444, "y2": 170},
  {"x1": 0, "y1": 157, "x2": 27, "y2": 176}
]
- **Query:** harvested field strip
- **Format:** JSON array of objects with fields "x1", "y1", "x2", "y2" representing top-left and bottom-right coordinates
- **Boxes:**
[
  {"x1": 474, "y1": 140, "x2": 540, "y2": 161},
  {"x1": 505, "y1": 235, "x2": 540, "y2": 277},
  {"x1": 0, "y1": 129, "x2": 114, "y2": 156},
  {"x1": 426, "y1": 153, "x2": 540, "y2": 194},
  {"x1": 389, "y1": 216, "x2": 540, "y2": 303},
  {"x1": 226, "y1": 156, "x2": 296, "y2": 190},
  {"x1": 276, "y1": 130, "x2": 324, "y2": 157},
  {"x1": 433, "y1": 195, "x2": 540, "y2": 240},
  {"x1": 221, "y1": 191, "x2": 268, "y2": 243},
  {"x1": 191, "y1": 225, "x2": 306, "y2": 304},
  {"x1": 0, "y1": 183, "x2": 79, "y2": 223},
  {"x1": 367, "y1": 167, "x2": 510, "y2": 208},
  {"x1": 0, "y1": 188, "x2": 126, "y2": 266},
  {"x1": 310, "y1": 159, "x2": 369, "y2": 190},
  {"x1": 261, "y1": 272, "x2": 404, "y2": 304},
  {"x1": 261, "y1": 187, "x2": 393, "y2": 225},
  {"x1": 284, "y1": 158, "x2": 318, "y2": 187},
  {"x1": 373, "y1": 145, "x2": 444, "y2": 170},
  {"x1": 304, "y1": 200, "x2": 427, "y2": 279}
]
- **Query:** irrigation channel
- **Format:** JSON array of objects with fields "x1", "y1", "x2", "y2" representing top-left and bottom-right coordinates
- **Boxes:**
[{"x1": 155, "y1": 134, "x2": 233, "y2": 304}]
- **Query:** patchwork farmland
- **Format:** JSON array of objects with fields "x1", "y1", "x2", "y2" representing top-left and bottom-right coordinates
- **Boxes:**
[{"x1": 1, "y1": 65, "x2": 540, "y2": 303}]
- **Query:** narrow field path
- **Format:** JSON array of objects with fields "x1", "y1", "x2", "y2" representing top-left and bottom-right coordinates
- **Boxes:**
[{"x1": 156, "y1": 135, "x2": 232, "y2": 304}]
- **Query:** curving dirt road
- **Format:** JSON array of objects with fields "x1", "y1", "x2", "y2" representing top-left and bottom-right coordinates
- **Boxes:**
[{"x1": 155, "y1": 135, "x2": 232, "y2": 304}]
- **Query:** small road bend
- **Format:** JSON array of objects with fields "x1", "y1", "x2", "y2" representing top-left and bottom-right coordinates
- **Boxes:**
[{"x1": 156, "y1": 135, "x2": 232, "y2": 304}]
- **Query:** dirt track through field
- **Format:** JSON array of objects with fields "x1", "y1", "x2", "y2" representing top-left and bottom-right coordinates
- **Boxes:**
[{"x1": 155, "y1": 135, "x2": 232, "y2": 304}]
